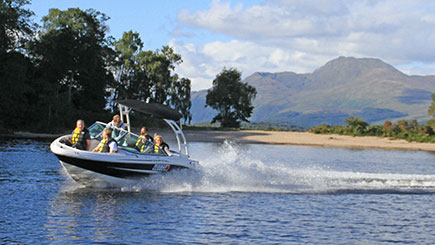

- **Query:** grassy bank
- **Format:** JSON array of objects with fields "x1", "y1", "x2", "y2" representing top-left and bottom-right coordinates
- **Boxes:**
[{"x1": 311, "y1": 117, "x2": 435, "y2": 143}]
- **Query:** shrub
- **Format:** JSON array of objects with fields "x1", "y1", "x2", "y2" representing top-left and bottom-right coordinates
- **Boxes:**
[
  {"x1": 397, "y1": 120, "x2": 408, "y2": 131},
  {"x1": 345, "y1": 116, "x2": 369, "y2": 128},
  {"x1": 427, "y1": 119, "x2": 435, "y2": 131},
  {"x1": 418, "y1": 125, "x2": 434, "y2": 136},
  {"x1": 409, "y1": 120, "x2": 419, "y2": 128},
  {"x1": 383, "y1": 120, "x2": 393, "y2": 132},
  {"x1": 311, "y1": 118, "x2": 435, "y2": 143}
]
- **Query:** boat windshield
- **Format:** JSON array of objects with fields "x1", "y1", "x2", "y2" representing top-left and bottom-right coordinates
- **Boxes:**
[
  {"x1": 88, "y1": 122, "x2": 106, "y2": 138},
  {"x1": 87, "y1": 121, "x2": 167, "y2": 155},
  {"x1": 88, "y1": 121, "x2": 128, "y2": 142}
]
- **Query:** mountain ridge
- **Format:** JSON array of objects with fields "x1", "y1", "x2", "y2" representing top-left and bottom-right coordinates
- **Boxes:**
[{"x1": 191, "y1": 56, "x2": 435, "y2": 128}]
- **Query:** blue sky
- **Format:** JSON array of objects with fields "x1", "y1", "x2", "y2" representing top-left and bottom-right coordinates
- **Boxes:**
[
  {"x1": 30, "y1": 0, "x2": 261, "y2": 50},
  {"x1": 29, "y1": 0, "x2": 435, "y2": 91}
]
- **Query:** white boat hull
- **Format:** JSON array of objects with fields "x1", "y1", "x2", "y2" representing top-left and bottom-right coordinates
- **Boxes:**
[{"x1": 51, "y1": 136, "x2": 198, "y2": 186}]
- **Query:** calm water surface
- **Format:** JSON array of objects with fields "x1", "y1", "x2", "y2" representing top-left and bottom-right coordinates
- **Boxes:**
[{"x1": 1, "y1": 139, "x2": 435, "y2": 244}]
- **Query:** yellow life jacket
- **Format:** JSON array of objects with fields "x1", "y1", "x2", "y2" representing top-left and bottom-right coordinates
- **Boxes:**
[
  {"x1": 154, "y1": 143, "x2": 168, "y2": 154},
  {"x1": 71, "y1": 127, "x2": 81, "y2": 144},
  {"x1": 98, "y1": 138, "x2": 108, "y2": 153},
  {"x1": 154, "y1": 145, "x2": 162, "y2": 154},
  {"x1": 135, "y1": 136, "x2": 147, "y2": 152}
]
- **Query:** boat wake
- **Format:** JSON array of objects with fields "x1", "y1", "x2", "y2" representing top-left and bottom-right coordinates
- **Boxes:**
[{"x1": 69, "y1": 141, "x2": 435, "y2": 194}]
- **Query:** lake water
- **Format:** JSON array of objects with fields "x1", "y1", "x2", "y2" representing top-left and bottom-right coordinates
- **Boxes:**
[{"x1": 1, "y1": 139, "x2": 435, "y2": 244}]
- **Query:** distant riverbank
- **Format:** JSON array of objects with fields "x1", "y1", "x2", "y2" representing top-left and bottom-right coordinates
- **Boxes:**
[
  {"x1": 182, "y1": 130, "x2": 435, "y2": 152},
  {"x1": 2, "y1": 130, "x2": 435, "y2": 152}
]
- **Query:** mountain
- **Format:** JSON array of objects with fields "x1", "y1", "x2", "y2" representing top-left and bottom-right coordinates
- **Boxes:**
[{"x1": 191, "y1": 57, "x2": 435, "y2": 128}]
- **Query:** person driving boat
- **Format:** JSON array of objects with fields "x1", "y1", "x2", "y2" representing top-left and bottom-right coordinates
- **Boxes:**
[
  {"x1": 107, "y1": 115, "x2": 126, "y2": 130},
  {"x1": 61, "y1": 119, "x2": 91, "y2": 151},
  {"x1": 154, "y1": 134, "x2": 170, "y2": 155}
]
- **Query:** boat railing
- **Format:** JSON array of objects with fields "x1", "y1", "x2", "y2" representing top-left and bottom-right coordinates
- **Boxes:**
[{"x1": 164, "y1": 119, "x2": 189, "y2": 157}]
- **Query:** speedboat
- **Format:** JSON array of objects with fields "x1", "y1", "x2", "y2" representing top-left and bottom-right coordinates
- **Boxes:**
[{"x1": 50, "y1": 100, "x2": 199, "y2": 187}]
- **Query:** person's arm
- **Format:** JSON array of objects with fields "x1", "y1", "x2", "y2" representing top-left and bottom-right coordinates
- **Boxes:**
[
  {"x1": 163, "y1": 143, "x2": 171, "y2": 156},
  {"x1": 92, "y1": 141, "x2": 102, "y2": 152},
  {"x1": 66, "y1": 130, "x2": 74, "y2": 143},
  {"x1": 85, "y1": 131, "x2": 92, "y2": 151},
  {"x1": 92, "y1": 145, "x2": 100, "y2": 152},
  {"x1": 109, "y1": 141, "x2": 118, "y2": 153},
  {"x1": 86, "y1": 139, "x2": 92, "y2": 151}
]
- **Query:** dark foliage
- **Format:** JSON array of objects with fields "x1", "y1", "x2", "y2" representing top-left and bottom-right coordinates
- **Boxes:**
[
  {"x1": 0, "y1": 3, "x2": 193, "y2": 133},
  {"x1": 206, "y1": 68, "x2": 257, "y2": 128}
]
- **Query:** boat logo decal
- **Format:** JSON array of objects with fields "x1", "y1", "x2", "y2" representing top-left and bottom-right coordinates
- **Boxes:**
[{"x1": 152, "y1": 164, "x2": 170, "y2": 171}]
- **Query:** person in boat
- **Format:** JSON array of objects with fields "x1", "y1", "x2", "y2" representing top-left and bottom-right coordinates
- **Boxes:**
[
  {"x1": 62, "y1": 119, "x2": 91, "y2": 151},
  {"x1": 134, "y1": 126, "x2": 153, "y2": 152},
  {"x1": 153, "y1": 134, "x2": 170, "y2": 155},
  {"x1": 106, "y1": 115, "x2": 127, "y2": 138},
  {"x1": 92, "y1": 128, "x2": 118, "y2": 153},
  {"x1": 107, "y1": 115, "x2": 127, "y2": 130}
]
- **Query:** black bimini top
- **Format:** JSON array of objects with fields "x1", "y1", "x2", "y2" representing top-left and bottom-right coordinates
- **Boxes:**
[{"x1": 115, "y1": 100, "x2": 182, "y2": 121}]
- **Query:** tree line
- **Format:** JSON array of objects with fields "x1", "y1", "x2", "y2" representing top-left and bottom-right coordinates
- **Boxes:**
[
  {"x1": 0, "y1": 1, "x2": 193, "y2": 132},
  {"x1": 311, "y1": 114, "x2": 435, "y2": 143},
  {"x1": 0, "y1": 0, "x2": 258, "y2": 133},
  {"x1": 311, "y1": 86, "x2": 435, "y2": 143}
]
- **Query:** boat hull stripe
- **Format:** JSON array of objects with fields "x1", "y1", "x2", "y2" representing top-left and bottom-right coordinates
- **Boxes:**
[{"x1": 55, "y1": 154, "x2": 158, "y2": 178}]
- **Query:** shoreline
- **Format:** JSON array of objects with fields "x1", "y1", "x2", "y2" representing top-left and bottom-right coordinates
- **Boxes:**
[
  {"x1": 182, "y1": 130, "x2": 435, "y2": 152},
  {"x1": 2, "y1": 130, "x2": 435, "y2": 152}
]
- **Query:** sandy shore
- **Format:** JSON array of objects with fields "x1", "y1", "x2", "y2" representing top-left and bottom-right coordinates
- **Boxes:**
[
  {"x1": 181, "y1": 130, "x2": 435, "y2": 152},
  {"x1": 3, "y1": 130, "x2": 435, "y2": 152}
]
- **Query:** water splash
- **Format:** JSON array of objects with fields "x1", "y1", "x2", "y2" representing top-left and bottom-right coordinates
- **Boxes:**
[{"x1": 119, "y1": 141, "x2": 435, "y2": 194}]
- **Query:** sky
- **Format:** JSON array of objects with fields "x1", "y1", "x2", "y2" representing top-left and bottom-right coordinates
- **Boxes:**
[{"x1": 29, "y1": 0, "x2": 435, "y2": 91}]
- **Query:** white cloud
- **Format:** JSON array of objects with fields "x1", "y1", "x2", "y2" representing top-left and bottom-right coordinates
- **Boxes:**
[
  {"x1": 173, "y1": 0, "x2": 435, "y2": 91},
  {"x1": 170, "y1": 39, "x2": 334, "y2": 91}
]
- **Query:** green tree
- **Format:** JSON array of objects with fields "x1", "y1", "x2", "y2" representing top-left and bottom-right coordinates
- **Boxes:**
[
  {"x1": 383, "y1": 120, "x2": 393, "y2": 132},
  {"x1": 170, "y1": 77, "x2": 192, "y2": 124},
  {"x1": 427, "y1": 119, "x2": 435, "y2": 131},
  {"x1": 409, "y1": 119, "x2": 419, "y2": 128},
  {"x1": 344, "y1": 116, "x2": 369, "y2": 128},
  {"x1": 0, "y1": 0, "x2": 34, "y2": 53},
  {"x1": 0, "y1": 51, "x2": 34, "y2": 129},
  {"x1": 397, "y1": 120, "x2": 408, "y2": 131},
  {"x1": 112, "y1": 32, "x2": 192, "y2": 122},
  {"x1": 205, "y1": 68, "x2": 257, "y2": 128},
  {"x1": 30, "y1": 8, "x2": 113, "y2": 129},
  {"x1": 429, "y1": 94, "x2": 435, "y2": 118},
  {"x1": 111, "y1": 30, "x2": 144, "y2": 103},
  {"x1": 0, "y1": 0, "x2": 35, "y2": 129}
]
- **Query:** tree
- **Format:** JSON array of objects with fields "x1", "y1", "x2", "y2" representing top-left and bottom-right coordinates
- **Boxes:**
[
  {"x1": 0, "y1": 0, "x2": 35, "y2": 129},
  {"x1": 409, "y1": 119, "x2": 419, "y2": 128},
  {"x1": 397, "y1": 120, "x2": 408, "y2": 131},
  {"x1": 0, "y1": 0, "x2": 34, "y2": 53},
  {"x1": 30, "y1": 8, "x2": 114, "y2": 129},
  {"x1": 383, "y1": 120, "x2": 393, "y2": 132},
  {"x1": 206, "y1": 68, "x2": 257, "y2": 128},
  {"x1": 427, "y1": 119, "x2": 435, "y2": 131},
  {"x1": 429, "y1": 94, "x2": 435, "y2": 118},
  {"x1": 111, "y1": 30, "x2": 144, "y2": 103},
  {"x1": 170, "y1": 77, "x2": 192, "y2": 124},
  {"x1": 111, "y1": 32, "x2": 192, "y2": 122},
  {"x1": 344, "y1": 116, "x2": 369, "y2": 128}
]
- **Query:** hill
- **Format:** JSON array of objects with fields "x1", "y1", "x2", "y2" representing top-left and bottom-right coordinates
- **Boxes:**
[{"x1": 190, "y1": 57, "x2": 435, "y2": 128}]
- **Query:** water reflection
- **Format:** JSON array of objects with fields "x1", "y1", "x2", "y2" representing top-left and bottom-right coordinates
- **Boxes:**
[{"x1": 45, "y1": 183, "x2": 169, "y2": 243}]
